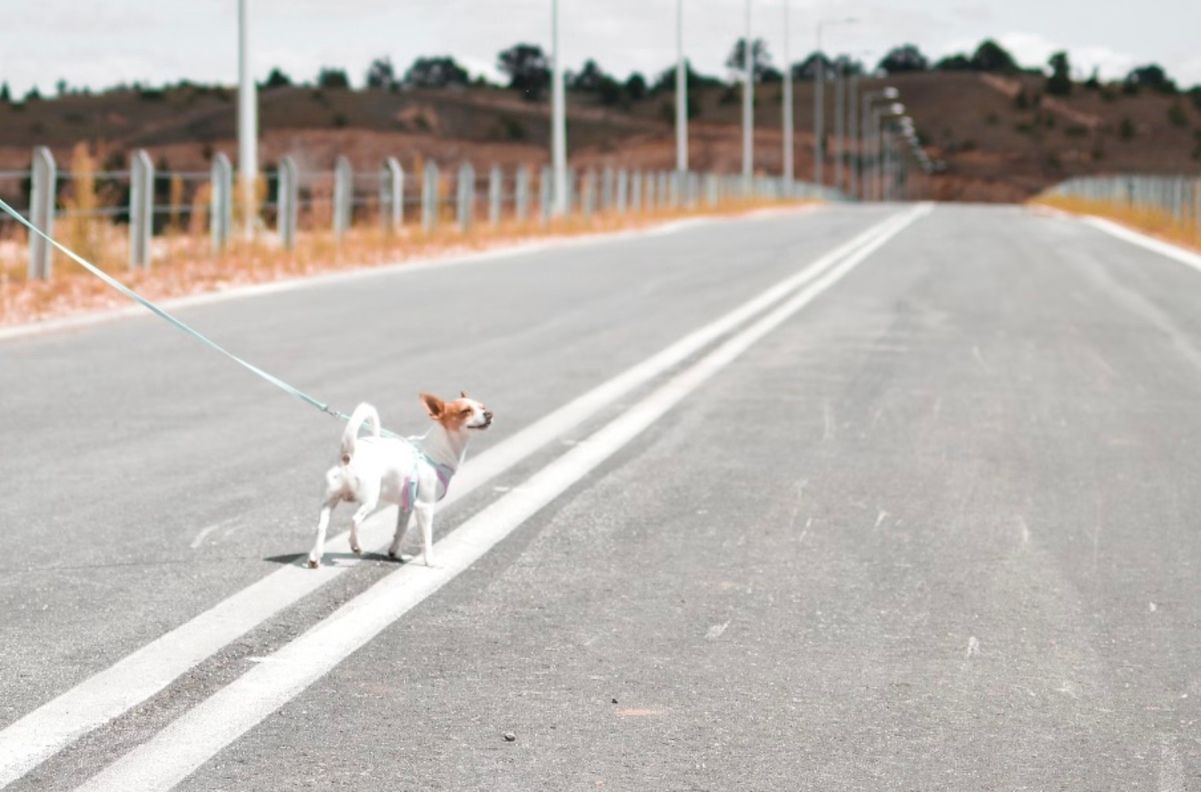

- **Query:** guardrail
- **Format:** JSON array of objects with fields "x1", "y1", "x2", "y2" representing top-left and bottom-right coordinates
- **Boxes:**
[
  {"x1": 1044, "y1": 175, "x2": 1201, "y2": 236},
  {"x1": 0, "y1": 147, "x2": 845, "y2": 281}
]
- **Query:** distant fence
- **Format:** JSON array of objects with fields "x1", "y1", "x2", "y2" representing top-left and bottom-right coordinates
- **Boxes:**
[
  {"x1": 0, "y1": 146, "x2": 844, "y2": 281},
  {"x1": 1046, "y1": 175, "x2": 1201, "y2": 234}
]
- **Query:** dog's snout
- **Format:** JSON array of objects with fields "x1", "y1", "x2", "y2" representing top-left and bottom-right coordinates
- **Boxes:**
[{"x1": 483, "y1": 410, "x2": 493, "y2": 421}]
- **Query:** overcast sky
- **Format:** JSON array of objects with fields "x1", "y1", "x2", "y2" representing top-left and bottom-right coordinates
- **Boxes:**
[{"x1": 2, "y1": 1, "x2": 1198, "y2": 96}]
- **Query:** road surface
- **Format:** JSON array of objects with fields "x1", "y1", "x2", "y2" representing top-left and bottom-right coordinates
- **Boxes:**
[{"x1": 2, "y1": 203, "x2": 1200, "y2": 790}]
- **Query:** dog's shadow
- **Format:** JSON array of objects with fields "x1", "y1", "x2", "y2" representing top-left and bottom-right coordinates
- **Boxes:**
[{"x1": 263, "y1": 552, "x2": 403, "y2": 567}]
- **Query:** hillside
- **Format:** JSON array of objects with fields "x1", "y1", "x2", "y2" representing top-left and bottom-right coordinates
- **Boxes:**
[{"x1": 0, "y1": 71, "x2": 1198, "y2": 202}]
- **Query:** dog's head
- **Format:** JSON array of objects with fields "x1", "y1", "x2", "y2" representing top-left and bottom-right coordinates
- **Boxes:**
[{"x1": 419, "y1": 391, "x2": 493, "y2": 432}]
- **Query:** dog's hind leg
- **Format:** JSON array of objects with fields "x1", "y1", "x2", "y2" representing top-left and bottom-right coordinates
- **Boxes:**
[
  {"x1": 307, "y1": 495, "x2": 339, "y2": 569},
  {"x1": 388, "y1": 507, "x2": 414, "y2": 561},
  {"x1": 348, "y1": 480, "x2": 380, "y2": 556}
]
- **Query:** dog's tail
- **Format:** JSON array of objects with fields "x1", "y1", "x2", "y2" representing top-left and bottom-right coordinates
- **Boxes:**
[{"x1": 340, "y1": 402, "x2": 381, "y2": 465}]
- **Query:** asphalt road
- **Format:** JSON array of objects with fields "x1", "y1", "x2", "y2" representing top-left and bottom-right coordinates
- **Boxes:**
[{"x1": 3, "y1": 203, "x2": 1201, "y2": 790}]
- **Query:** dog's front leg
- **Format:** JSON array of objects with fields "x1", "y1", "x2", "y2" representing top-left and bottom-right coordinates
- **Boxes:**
[
  {"x1": 348, "y1": 493, "x2": 378, "y2": 556},
  {"x1": 414, "y1": 502, "x2": 435, "y2": 567},
  {"x1": 388, "y1": 507, "x2": 414, "y2": 561}
]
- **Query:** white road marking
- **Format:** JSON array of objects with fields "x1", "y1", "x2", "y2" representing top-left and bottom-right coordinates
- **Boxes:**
[
  {"x1": 1081, "y1": 215, "x2": 1201, "y2": 277},
  {"x1": 0, "y1": 209, "x2": 912, "y2": 787},
  {"x1": 72, "y1": 203, "x2": 932, "y2": 792}
]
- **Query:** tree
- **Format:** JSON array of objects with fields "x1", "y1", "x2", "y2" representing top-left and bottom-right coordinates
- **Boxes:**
[
  {"x1": 570, "y1": 59, "x2": 608, "y2": 92},
  {"x1": 403, "y1": 56, "x2": 469, "y2": 88},
  {"x1": 365, "y1": 57, "x2": 396, "y2": 89},
  {"x1": 316, "y1": 67, "x2": 350, "y2": 89},
  {"x1": 878, "y1": 44, "x2": 928, "y2": 74},
  {"x1": 791, "y1": 52, "x2": 834, "y2": 81},
  {"x1": 624, "y1": 73, "x2": 648, "y2": 101},
  {"x1": 23, "y1": 86, "x2": 41, "y2": 102},
  {"x1": 1124, "y1": 64, "x2": 1176, "y2": 94},
  {"x1": 1046, "y1": 51, "x2": 1071, "y2": 96},
  {"x1": 498, "y1": 43, "x2": 550, "y2": 100},
  {"x1": 0, "y1": 82, "x2": 10, "y2": 103},
  {"x1": 970, "y1": 39, "x2": 1018, "y2": 72},
  {"x1": 935, "y1": 53, "x2": 972, "y2": 71},
  {"x1": 651, "y1": 60, "x2": 722, "y2": 94},
  {"x1": 725, "y1": 38, "x2": 773, "y2": 83},
  {"x1": 263, "y1": 67, "x2": 292, "y2": 89}
]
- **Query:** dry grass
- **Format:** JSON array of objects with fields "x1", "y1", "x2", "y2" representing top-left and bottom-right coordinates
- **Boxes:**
[
  {"x1": 1032, "y1": 194, "x2": 1201, "y2": 251},
  {"x1": 0, "y1": 194, "x2": 808, "y2": 328}
]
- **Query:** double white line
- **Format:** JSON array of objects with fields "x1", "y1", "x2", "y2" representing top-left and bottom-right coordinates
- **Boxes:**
[{"x1": 0, "y1": 203, "x2": 929, "y2": 790}]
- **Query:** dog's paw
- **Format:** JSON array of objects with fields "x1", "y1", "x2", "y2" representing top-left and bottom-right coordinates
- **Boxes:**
[
  {"x1": 350, "y1": 544, "x2": 362, "y2": 555},
  {"x1": 306, "y1": 558, "x2": 320, "y2": 569}
]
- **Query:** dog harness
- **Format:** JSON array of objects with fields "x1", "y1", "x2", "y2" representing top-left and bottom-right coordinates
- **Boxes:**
[{"x1": 399, "y1": 457, "x2": 456, "y2": 511}]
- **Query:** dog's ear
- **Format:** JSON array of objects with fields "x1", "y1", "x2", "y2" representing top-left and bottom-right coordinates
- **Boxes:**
[
  {"x1": 460, "y1": 390, "x2": 469, "y2": 399},
  {"x1": 418, "y1": 392, "x2": 445, "y2": 418}
]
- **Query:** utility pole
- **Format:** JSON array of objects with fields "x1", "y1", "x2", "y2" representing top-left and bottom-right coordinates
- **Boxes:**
[
  {"x1": 833, "y1": 58, "x2": 844, "y2": 193},
  {"x1": 675, "y1": 0, "x2": 687, "y2": 173},
  {"x1": 782, "y1": 0, "x2": 793, "y2": 186},
  {"x1": 848, "y1": 69, "x2": 859, "y2": 199},
  {"x1": 741, "y1": 0, "x2": 753, "y2": 185},
  {"x1": 813, "y1": 23, "x2": 824, "y2": 186},
  {"x1": 551, "y1": 0, "x2": 567, "y2": 215},
  {"x1": 237, "y1": 0, "x2": 257, "y2": 241}
]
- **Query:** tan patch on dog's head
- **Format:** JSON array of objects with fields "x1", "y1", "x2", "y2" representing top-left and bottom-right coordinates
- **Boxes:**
[{"x1": 419, "y1": 391, "x2": 493, "y2": 432}]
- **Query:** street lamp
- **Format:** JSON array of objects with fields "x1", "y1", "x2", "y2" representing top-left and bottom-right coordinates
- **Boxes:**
[
  {"x1": 742, "y1": 0, "x2": 753, "y2": 187},
  {"x1": 237, "y1": 0, "x2": 257, "y2": 241},
  {"x1": 551, "y1": 0, "x2": 567, "y2": 216},
  {"x1": 871, "y1": 102, "x2": 904, "y2": 201},
  {"x1": 846, "y1": 50, "x2": 873, "y2": 200},
  {"x1": 860, "y1": 86, "x2": 898, "y2": 200},
  {"x1": 813, "y1": 16, "x2": 856, "y2": 187},
  {"x1": 675, "y1": 0, "x2": 687, "y2": 173}
]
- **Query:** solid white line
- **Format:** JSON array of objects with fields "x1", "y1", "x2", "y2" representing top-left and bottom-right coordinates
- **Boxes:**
[
  {"x1": 0, "y1": 208, "x2": 897, "y2": 787},
  {"x1": 1080, "y1": 215, "x2": 1201, "y2": 276},
  {"x1": 0, "y1": 205, "x2": 819, "y2": 344},
  {"x1": 74, "y1": 202, "x2": 931, "y2": 792}
]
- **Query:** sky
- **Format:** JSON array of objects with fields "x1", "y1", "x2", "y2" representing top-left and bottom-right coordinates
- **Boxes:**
[{"x1": 1, "y1": 0, "x2": 1198, "y2": 96}]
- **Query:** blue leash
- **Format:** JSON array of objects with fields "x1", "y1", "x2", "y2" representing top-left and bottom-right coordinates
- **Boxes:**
[{"x1": 0, "y1": 195, "x2": 408, "y2": 441}]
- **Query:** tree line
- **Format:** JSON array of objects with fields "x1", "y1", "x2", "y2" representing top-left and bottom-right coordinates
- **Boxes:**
[{"x1": 3, "y1": 37, "x2": 1194, "y2": 108}]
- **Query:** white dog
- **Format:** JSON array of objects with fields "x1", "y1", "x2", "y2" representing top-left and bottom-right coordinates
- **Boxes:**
[{"x1": 307, "y1": 392, "x2": 493, "y2": 569}]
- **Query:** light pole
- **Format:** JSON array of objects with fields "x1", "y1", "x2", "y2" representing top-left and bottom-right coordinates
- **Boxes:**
[
  {"x1": 675, "y1": 0, "x2": 687, "y2": 173},
  {"x1": 742, "y1": 0, "x2": 753, "y2": 187},
  {"x1": 846, "y1": 50, "x2": 872, "y2": 201},
  {"x1": 782, "y1": 0, "x2": 792, "y2": 186},
  {"x1": 860, "y1": 86, "x2": 898, "y2": 200},
  {"x1": 871, "y1": 102, "x2": 904, "y2": 201},
  {"x1": 813, "y1": 16, "x2": 856, "y2": 187},
  {"x1": 551, "y1": 0, "x2": 567, "y2": 216},
  {"x1": 833, "y1": 57, "x2": 844, "y2": 193},
  {"x1": 237, "y1": 0, "x2": 257, "y2": 241}
]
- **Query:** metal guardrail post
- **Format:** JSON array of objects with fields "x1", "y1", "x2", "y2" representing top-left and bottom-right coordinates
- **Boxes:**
[
  {"x1": 631, "y1": 170, "x2": 642, "y2": 213},
  {"x1": 582, "y1": 170, "x2": 596, "y2": 220},
  {"x1": 333, "y1": 156, "x2": 352, "y2": 240},
  {"x1": 277, "y1": 156, "x2": 298, "y2": 251},
  {"x1": 210, "y1": 153, "x2": 232, "y2": 253},
  {"x1": 488, "y1": 165, "x2": 502, "y2": 227},
  {"x1": 564, "y1": 170, "x2": 575, "y2": 216},
  {"x1": 602, "y1": 166, "x2": 615, "y2": 213},
  {"x1": 539, "y1": 165, "x2": 552, "y2": 226},
  {"x1": 381, "y1": 157, "x2": 403, "y2": 232},
  {"x1": 422, "y1": 161, "x2": 439, "y2": 233},
  {"x1": 27, "y1": 146, "x2": 55, "y2": 280},
  {"x1": 646, "y1": 171, "x2": 657, "y2": 211},
  {"x1": 129, "y1": 149, "x2": 154, "y2": 269},
  {"x1": 456, "y1": 162, "x2": 475, "y2": 233},
  {"x1": 514, "y1": 165, "x2": 530, "y2": 223},
  {"x1": 616, "y1": 169, "x2": 628, "y2": 215}
]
